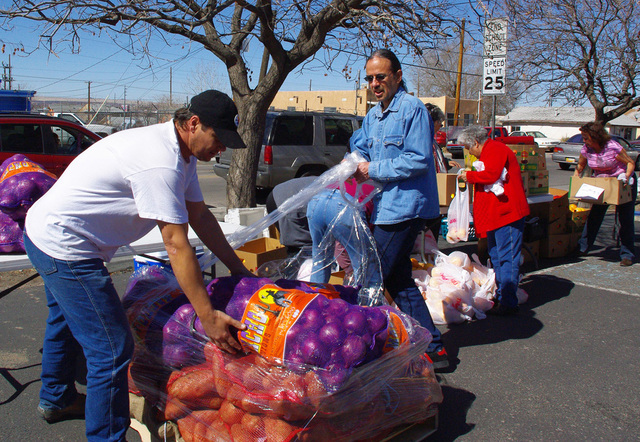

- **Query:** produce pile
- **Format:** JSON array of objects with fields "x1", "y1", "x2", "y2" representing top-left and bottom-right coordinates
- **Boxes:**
[
  {"x1": 0, "y1": 154, "x2": 57, "y2": 253},
  {"x1": 124, "y1": 266, "x2": 442, "y2": 442},
  {"x1": 414, "y1": 250, "x2": 528, "y2": 324}
]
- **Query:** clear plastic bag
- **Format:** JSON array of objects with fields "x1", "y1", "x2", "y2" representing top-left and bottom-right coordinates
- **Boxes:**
[
  {"x1": 445, "y1": 175, "x2": 470, "y2": 244},
  {"x1": 124, "y1": 266, "x2": 443, "y2": 442},
  {"x1": 211, "y1": 152, "x2": 385, "y2": 306}
]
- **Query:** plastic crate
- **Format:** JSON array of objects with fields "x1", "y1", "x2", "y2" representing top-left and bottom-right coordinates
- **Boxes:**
[
  {"x1": 440, "y1": 217, "x2": 477, "y2": 241},
  {"x1": 133, "y1": 247, "x2": 204, "y2": 274}
]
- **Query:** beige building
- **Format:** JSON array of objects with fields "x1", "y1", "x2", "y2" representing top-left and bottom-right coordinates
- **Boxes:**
[
  {"x1": 269, "y1": 87, "x2": 375, "y2": 116},
  {"x1": 271, "y1": 87, "x2": 480, "y2": 126},
  {"x1": 418, "y1": 96, "x2": 481, "y2": 127}
]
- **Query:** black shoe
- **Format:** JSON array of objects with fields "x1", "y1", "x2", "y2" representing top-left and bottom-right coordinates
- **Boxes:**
[
  {"x1": 38, "y1": 394, "x2": 86, "y2": 423},
  {"x1": 426, "y1": 348, "x2": 450, "y2": 370},
  {"x1": 486, "y1": 301, "x2": 519, "y2": 316},
  {"x1": 620, "y1": 258, "x2": 633, "y2": 267}
]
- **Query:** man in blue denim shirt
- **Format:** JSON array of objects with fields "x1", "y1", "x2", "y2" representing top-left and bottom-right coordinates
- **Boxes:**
[{"x1": 351, "y1": 49, "x2": 448, "y2": 369}]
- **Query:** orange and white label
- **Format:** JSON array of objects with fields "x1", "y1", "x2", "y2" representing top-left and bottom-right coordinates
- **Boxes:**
[
  {"x1": 239, "y1": 285, "x2": 317, "y2": 359},
  {"x1": 0, "y1": 161, "x2": 57, "y2": 183},
  {"x1": 381, "y1": 311, "x2": 410, "y2": 353}
]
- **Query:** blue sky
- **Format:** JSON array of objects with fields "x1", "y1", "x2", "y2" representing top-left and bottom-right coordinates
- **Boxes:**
[{"x1": 0, "y1": 10, "x2": 494, "y2": 105}]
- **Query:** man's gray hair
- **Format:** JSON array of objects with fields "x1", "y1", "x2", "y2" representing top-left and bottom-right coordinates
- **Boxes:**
[{"x1": 457, "y1": 125, "x2": 488, "y2": 148}]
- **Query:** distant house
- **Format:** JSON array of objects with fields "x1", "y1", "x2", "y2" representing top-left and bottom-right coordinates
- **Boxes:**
[{"x1": 502, "y1": 107, "x2": 640, "y2": 141}]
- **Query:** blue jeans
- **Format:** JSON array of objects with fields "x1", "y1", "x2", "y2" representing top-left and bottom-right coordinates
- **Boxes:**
[
  {"x1": 373, "y1": 218, "x2": 443, "y2": 353},
  {"x1": 24, "y1": 233, "x2": 134, "y2": 442},
  {"x1": 578, "y1": 174, "x2": 637, "y2": 261},
  {"x1": 307, "y1": 189, "x2": 382, "y2": 288},
  {"x1": 486, "y1": 218, "x2": 525, "y2": 309}
]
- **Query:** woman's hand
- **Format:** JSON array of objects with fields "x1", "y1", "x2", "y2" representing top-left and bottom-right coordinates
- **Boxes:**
[{"x1": 458, "y1": 170, "x2": 468, "y2": 182}]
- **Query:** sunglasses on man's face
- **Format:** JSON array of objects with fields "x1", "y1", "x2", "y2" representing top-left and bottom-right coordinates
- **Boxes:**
[{"x1": 364, "y1": 73, "x2": 389, "y2": 83}]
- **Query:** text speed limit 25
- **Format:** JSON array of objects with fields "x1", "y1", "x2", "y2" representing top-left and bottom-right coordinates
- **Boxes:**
[{"x1": 483, "y1": 57, "x2": 506, "y2": 95}]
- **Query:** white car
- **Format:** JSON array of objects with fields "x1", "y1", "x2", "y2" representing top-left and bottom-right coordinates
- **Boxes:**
[{"x1": 510, "y1": 130, "x2": 560, "y2": 152}]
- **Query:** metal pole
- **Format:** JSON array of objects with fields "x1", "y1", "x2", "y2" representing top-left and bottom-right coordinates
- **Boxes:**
[
  {"x1": 491, "y1": 96, "x2": 497, "y2": 139},
  {"x1": 454, "y1": 19, "x2": 466, "y2": 127}
]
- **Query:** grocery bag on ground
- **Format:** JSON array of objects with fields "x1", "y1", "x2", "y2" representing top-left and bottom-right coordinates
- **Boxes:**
[{"x1": 446, "y1": 175, "x2": 470, "y2": 244}]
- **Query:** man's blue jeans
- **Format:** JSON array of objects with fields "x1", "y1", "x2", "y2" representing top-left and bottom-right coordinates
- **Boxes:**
[
  {"x1": 578, "y1": 174, "x2": 637, "y2": 261},
  {"x1": 372, "y1": 218, "x2": 443, "y2": 353},
  {"x1": 486, "y1": 218, "x2": 525, "y2": 309},
  {"x1": 24, "y1": 233, "x2": 134, "y2": 441},
  {"x1": 307, "y1": 189, "x2": 382, "y2": 289}
]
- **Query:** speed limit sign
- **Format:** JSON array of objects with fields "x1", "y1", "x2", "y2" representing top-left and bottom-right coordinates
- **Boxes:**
[{"x1": 483, "y1": 57, "x2": 506, "y2": 95}]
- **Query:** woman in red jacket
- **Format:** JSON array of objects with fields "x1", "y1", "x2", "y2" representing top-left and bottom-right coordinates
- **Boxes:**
[{"x1": 458, "y1": 126, "x2": 530, "y2": 315}]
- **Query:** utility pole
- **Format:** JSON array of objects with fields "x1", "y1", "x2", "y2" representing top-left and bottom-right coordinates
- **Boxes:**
[
  {"x1": 86, "y1": 81, "x2": 92, "y2": 122},
  {"x1": 123, "y1": 86, "x2": 127, "y2": 129},
  {"x1": 453, "y1": 19, "x2": 465, "y2": 126},
  {"x1": 169, "y1": 67, "x2": 173, "y2": 106},
  {"x1": 2, "y1": 54, "x2": 13, "y2": 90}
]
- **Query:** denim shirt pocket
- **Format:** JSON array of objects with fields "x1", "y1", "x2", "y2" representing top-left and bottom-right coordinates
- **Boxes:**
[{"x1": 382, "y1": 134, "x2": 403, "y2": 157}]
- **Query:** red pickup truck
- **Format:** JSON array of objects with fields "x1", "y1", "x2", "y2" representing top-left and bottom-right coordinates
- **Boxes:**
[{"x1": 485, "y1": 127, "x2": 535, "y2": 145}]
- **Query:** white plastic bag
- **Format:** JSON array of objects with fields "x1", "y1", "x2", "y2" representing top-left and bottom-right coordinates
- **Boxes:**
[{"x1": 446, "y1": 176, "x2": 470, "y2": 244}]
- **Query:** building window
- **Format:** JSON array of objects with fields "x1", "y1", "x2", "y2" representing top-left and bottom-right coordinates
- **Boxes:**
[
  {"x1": 287, "y1": 106, "x2": 296, "y2": 111},
  {"x1": 324, "y1": 106, "x2": 337, "y2": 113},
  {"x1": 447, "y1": 113, "x2": 455, "y2": 127},
  {"x1": 464, "y1": 114, "x2": 474, "y2": 126},
  {"x1": 512, "y1": 126, "x2": 520, "y2": 132}
]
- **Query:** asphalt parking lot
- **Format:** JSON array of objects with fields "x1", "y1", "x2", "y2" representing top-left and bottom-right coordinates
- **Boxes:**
[{"x1": 1, "y1": 210, "x2": 639, "y2": 441}]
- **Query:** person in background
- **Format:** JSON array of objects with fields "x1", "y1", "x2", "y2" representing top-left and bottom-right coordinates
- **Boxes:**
[
  {"x1": 24, "y1": 90, "x2": 253, "y2": 441},
  {"x1": 350, "y1": 49, "x2": 448, "y2": 369},
  {"x1": 265, "y1": 176, "x2": 316, "y2": 257},
  {"x1": 458, "y1": 126, "x2": 530, "y2": 315},
  {"x1": 424, "y1": 103, "x2": 461, "y2": 173},
  {"x1": 423, "y1": 103, "x2": 461, "y2": 240},
  {"x1": 574, "y1": 121, "x2": 637, "y2": 266}
]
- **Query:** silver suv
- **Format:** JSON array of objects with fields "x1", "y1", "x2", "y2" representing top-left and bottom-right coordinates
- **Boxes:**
[{"x1": 213, "y1": 110, "x2": 360, "y2": 189}]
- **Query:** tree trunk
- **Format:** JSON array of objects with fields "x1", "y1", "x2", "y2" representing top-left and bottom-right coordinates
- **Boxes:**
[{"x1": 226, "y1": 98, "x2": 269, "y2": 208}]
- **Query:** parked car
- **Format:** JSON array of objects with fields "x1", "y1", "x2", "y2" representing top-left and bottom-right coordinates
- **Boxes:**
[
  {"x1": 0, "y1": 113, "x2": 101, "y2": 177},
  {"x1": 485, "y1": 127, "x2": 535, "y2": 145},
  {"x1": 48, "y1": 112, "x2": 117, "y2": 137},
  {"x1": 551, "y1": 134, "x2": 640, "y2": 171},
  {"x1": 509, "y1": 130, "x2": 561, "y2": 152},
  {"x1": 213, "y1": 110, "x2": 361, "y2": 189}
]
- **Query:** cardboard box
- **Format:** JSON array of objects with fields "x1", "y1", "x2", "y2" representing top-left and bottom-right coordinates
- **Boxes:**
[
  {"x1": 569, "y1": 176, "x2": 633, "y2": 205},
  {"x1": 528, "y1": 170, "x2": 549, "y2": 194},
  {"x1": 540, "y1": 233, "x2": 573, "y2": 258},
  {"x1": 521, "y1": 171, "x2": 530, "y2": 196},
  {"x1": 234, "y1": 237, "x2": 287, "y2": 272},
  {"x1": 528, "y1": 188, "x2": 570, "y2": 225},
  {"x1": 547, "y1": 216, "x2": 568, "y2": 235},
  {"x1": 522, "y1": 240, "x2": 540, "y2": 264},
  {"x1": 567, "y1": 209, "x2": 590, "y2": 232},
  {"x1": 437, "y1": 173, "x2": 458, "y2": 207},
  {"x1": 329, "y1": 270, "x2": 345, "y2": 285}
]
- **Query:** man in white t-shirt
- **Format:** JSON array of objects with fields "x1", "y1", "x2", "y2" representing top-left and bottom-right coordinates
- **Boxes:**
[{"x1": 24, "y1": 90, "x2": 253, "y2": 441}]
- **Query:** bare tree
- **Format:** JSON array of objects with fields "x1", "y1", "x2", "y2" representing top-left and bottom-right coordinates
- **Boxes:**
[
  {"x1": 502, "y1": 0, "x2": 640, "y2": 123},
  {"x1": 0, "y1": 0, "x2": 458, "y2": 207},
  {"x1": 183, "y1": 60, "x2": 229, "y2": 97},
  {"x1": 408, "y1": 41, "x2": 483, "y2": 100},
  {"x1": 408, "y1": 40, "x2": 522, "y2": 123}
]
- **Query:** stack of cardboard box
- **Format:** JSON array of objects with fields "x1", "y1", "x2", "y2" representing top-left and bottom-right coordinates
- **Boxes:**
[
  {"x1": 526, "y1": 188, "x2": 593, "y2": 259},
  {"x1": 508, "y1": 144, "x2": 549, "y2": 196}
]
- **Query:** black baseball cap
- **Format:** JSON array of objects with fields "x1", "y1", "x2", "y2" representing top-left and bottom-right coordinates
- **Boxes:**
[{"x1": 188, "y1": 90, "x2": 246, "y2": 149}]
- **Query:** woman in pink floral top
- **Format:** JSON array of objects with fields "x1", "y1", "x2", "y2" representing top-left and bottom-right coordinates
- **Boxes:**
[{"x1": 574, "y1": 121, "x2": 636, "y2": 266}]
